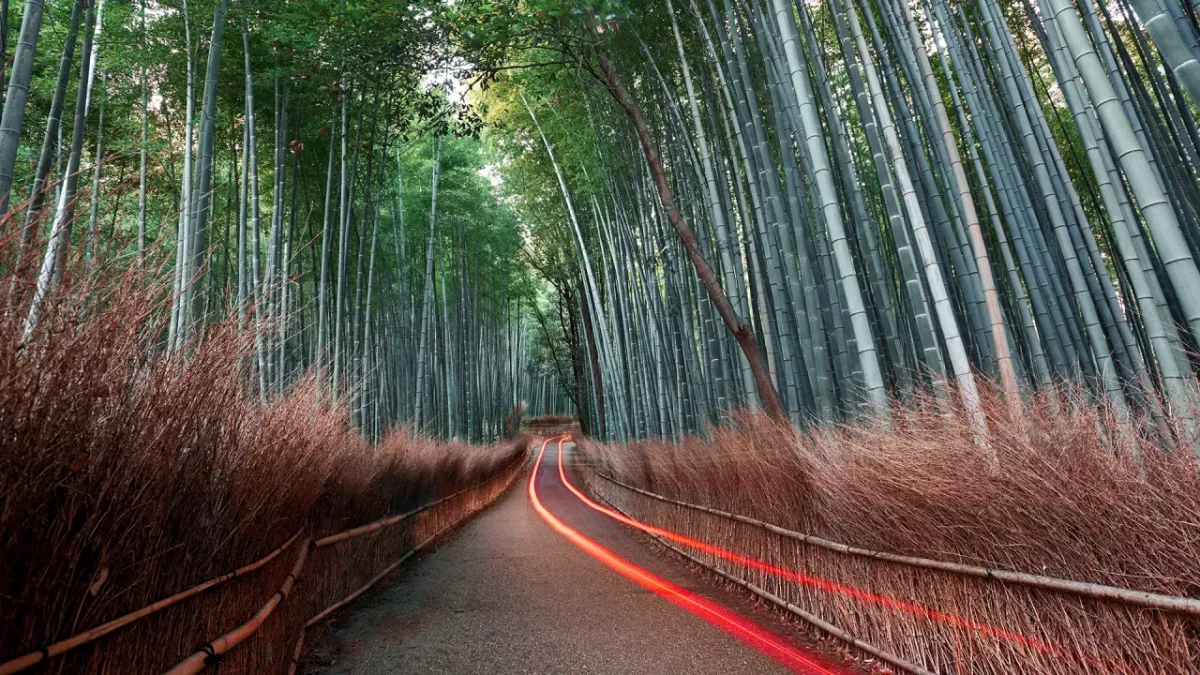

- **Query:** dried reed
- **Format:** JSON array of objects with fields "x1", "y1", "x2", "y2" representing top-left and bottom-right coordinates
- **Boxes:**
[
  {"x1": 0, "y1": 245, "x2": 529, "y2": 674},
  {"x1": 526, "y1": 414, "x2": 580, "y2": 436},
  {"x1": 578, "y1": 387, "x2": 1200, "y2": 674}
]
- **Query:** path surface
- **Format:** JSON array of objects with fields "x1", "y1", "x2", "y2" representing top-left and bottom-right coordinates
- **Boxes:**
[{"x1": 304, "y1": 438, "x2": 855, "y2": 675}]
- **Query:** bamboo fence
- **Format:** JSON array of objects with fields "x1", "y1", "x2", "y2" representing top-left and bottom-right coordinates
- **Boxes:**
[
  {"x1": 581, "y1": 464, "x2": 1200, "y2": 673},
  {"x1": 0, "y1": 445, "x2": 530, "y2": 675}
]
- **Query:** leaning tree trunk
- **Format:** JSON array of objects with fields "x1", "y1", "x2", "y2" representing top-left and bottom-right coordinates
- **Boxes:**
[{"x1": 590, "y1": 40, "x2": 788, "y2": 422}]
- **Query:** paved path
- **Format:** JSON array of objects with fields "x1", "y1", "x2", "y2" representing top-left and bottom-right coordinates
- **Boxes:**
[{"x1": 304, "y1": 438, "x2": 856, "y2": 675}]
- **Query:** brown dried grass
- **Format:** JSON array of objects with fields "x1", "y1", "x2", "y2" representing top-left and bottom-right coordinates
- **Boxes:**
[
  {"x1": 0, "y1": 250, "x2": 528, "y2": 673},
  {"x1": 578, "y1": 386, "x2": 1200, "y2": 674},
  {"x1": 525, "y1": 414, "x2": 579, "y2": 436}
]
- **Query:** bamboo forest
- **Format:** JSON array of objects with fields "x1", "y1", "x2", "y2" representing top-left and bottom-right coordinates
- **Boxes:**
[{"x1": 4, "y1": 0, "x2": 1200, "y2": 673}]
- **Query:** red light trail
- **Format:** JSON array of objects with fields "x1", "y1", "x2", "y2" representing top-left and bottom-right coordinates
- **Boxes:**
[
  {"x1": 549, "y1": 437, "x2": 1059, "y2": 658},
  {"x1": 528, "y1": 435, "x2": 841, "y2": 675}
]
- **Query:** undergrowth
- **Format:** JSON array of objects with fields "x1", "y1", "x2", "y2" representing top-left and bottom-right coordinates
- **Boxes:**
[
  {"x1": 579, "y1": 387, "x2": 1200, "y2": 674},
  {"x1": 0, "y1": 248, "x2": 528, "y2": 672}
]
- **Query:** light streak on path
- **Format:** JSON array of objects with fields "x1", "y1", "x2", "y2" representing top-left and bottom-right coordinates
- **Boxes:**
[
  {"x1": 528, "y1": 435, "x2": 845, "y2": 675},
  {"x1": 550, "y1": 437, "x2": 1058, "y2": 657}
]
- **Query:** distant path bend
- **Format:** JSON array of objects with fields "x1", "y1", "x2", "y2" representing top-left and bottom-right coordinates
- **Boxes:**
[{"x1": 304, "y1": 437, "x2": 857, "y2": 675}]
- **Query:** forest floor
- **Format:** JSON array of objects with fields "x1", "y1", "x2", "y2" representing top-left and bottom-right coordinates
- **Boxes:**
[{"x1": 300, "y1": 441, "x2": 865, "y2": 675}]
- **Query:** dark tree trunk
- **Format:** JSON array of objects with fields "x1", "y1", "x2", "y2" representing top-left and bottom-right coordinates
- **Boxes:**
[{"x1": 591, "y1": 41, "x2": 786, "y2": 421}]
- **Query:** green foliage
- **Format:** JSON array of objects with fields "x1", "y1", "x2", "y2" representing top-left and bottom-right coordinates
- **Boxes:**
[
  {"x1": 444, "y1": 0, "x2": 631, "y2": 79},
  {"x1": 395, "y1": 132, "x2": 529, "y2": 305}
]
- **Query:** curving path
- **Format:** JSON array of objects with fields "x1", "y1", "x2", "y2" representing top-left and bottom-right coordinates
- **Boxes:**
[{"x1": 303, "y1": 437, "x2": 858, "y2": 675}]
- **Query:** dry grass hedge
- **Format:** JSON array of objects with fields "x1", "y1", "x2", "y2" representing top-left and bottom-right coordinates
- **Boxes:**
[
  {"x1": 525, "y1": 414, "x2": 579, "y2": 436},
  {"x1": 0, "y1": 253, "x2": 529, "y2": 673},
  {"x1": 578, "y1": 388, "x2": 1200, "y2": 674}
]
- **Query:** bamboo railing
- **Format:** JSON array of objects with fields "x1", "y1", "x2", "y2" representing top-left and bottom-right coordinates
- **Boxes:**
[
  {"x1": 0, "y1": 531, "x2": 305, "y2": 675},
  {"x1": 165, "y1": 539, "x2": 312, "y2": 675},
  {"x1": 283, "y1": 500, "x2": 501, "y2": 675},
  {"x1": 163, "y1": 448, "x2": 529, "y2": 674},
  {"x1": 575, "y1": 459, "x2": 935, "y2": 675},
  {"x1": 0, "y1": 445, "x2": 530, "y2": 675},
  {"x1": 642, "y1": 524, "x2": 935, "y2": 675},
  {"x1": 591, "y1": 469, "x2": 1200, "y2": 617}
]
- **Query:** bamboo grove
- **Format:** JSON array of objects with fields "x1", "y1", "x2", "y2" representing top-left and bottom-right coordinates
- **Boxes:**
[
  {"x1": 0, "y1": 0, "x2": 572, "y2": 442},
  {"x1": 461, "y1": 0, "x2": 1200, "y2": 451},
  {"x1": 4, "y1": 0, "x2": 1200, "y2": 449}
]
